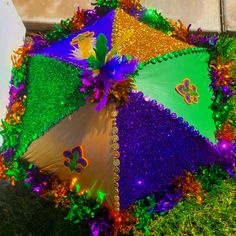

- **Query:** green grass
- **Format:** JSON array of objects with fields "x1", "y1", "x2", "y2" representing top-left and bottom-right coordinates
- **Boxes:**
[
  {"x1": 0, "y1": 177, "x2": 235, "y2": 236},
  {"x1": 147, "y1": 178, "x2": 236, "y2": 236}
]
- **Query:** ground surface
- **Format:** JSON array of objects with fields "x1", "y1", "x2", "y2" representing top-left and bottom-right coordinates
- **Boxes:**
[{"x1": 0, "y1": 178, "x2": 235, "y2": 236}]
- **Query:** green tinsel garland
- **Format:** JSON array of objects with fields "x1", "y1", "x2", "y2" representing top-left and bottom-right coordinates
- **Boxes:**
[
  {"x1": 140, "y1": 8, "x2": 173, "y2": 34},
  {"x1": 209, "y1": 36, "x2": 236, "y2": 131},
  {"x1": 0, "y1": 60, "x2": 28, "y2": 153},
  {"x1": 93, "y1": 0, "x2": 119, "y2": 9},
  {"x1": 195, "y1": 165, "x2": 230, "y2": 193},
  {"x1": 45, "y1": 19, "x2": 72, "y2": 43}
]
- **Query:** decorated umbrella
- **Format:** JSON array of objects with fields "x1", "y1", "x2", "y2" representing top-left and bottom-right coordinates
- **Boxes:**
[{"x1": 0, "y1": 0, "x2": 235, "y2": 234}]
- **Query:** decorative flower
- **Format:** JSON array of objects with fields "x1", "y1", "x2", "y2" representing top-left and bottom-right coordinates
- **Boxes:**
[
  {"x1": 63, "y1": 146, "x2": 89, "y2": 173},
  {"x1": 80, "y1": 33, "x2": 138, "y2": 111},
  {"x1": 176, "y1": 78, "x2": 200, "y2": 105}
]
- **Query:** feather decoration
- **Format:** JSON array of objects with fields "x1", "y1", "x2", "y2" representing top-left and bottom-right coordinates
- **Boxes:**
[{"x1": 82, "y1": 33, "x2": 138, "y2": 111}]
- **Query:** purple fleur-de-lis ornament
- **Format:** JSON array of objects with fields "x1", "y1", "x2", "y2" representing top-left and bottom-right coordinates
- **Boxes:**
[
  {"x1": 176, "y1": 78, "x2": 200, "y2": 105},
  {"x1": 63, "y1": 145, "x2": 89, "y2": 173}
]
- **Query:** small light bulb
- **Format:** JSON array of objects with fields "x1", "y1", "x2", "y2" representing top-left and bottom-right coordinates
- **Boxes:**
[{"x1": 137, "y1": 180, "x2": 143, "y2": 185}]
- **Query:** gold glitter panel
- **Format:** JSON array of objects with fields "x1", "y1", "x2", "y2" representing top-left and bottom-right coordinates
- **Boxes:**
[{"x1": 112, "y1": 9, "x2": 193, "y2": 62}]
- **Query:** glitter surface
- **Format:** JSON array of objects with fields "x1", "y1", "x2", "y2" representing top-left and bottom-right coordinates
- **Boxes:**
[
  {"x1": 16, "y1": 55, "x2": 88, "y2": 158},
  {"x1": 37, "y1": 11, "x2": 115, "y2": 67},
  {"x1": 134, "y1": 48, "x2": 216, "y2": 143},
  {"x1": 117, "y1": 92, "x2": 220, "y2": 209},
  {"x1": 112, "y1": 9, "x2": 193, "y2": 62}
]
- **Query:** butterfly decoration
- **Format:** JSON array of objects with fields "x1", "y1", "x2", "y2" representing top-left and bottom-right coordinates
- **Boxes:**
[
  {"x1": 176, "y1": 78, "x2": 200, "y2": 105},
  {"x1": 63, "y1": 146, "x2": 89, "y2": 173}
]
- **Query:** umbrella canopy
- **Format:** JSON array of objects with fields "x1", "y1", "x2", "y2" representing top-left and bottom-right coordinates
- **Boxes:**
[{"x1": 15, "y1": 9, "x2": 219, "y2": 209}]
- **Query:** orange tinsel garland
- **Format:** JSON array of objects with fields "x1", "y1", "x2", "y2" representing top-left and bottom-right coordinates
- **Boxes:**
[
  {"x1": 216, "y1": 121, "x2": 236, "y2": 141},
  {"x1": 210, "y1": 62, "x2": 234, "y2": 87},
  {"x1": 173, "y1": 172, "x2": 204, "y2": 204},
  {"x1": 109, "y1": 78, "x2": 137, "y2": 107},
  {"x1": 0, "y1": 156, "x2": 8, "y2": 180},
  {"x1": 111, "y1": 209, "x2": 137, "y2": 234},
  {"x1": 70, "y1": 8, "x2": 85, "y2": 32},
  {"x1": 0, "y1": 157, "x2": 15, "y2": 185},
  {"x1": 48, "y1": 178, "x2": 70, "y2": 208},
  {"x1": 11, "y1": 41, "x2": 33, "y2": 68},
  {"x1": 169, "y1": 19, "x2": 190, "y2": 42},
  {"x1": 119, "y1": 0, "x2": 142, "y2": 11}
]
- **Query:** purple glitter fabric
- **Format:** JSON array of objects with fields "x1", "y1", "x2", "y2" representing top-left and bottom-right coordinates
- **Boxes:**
[
  {"x1": 35, "y1": 11, "x2": 115, "y2": 67},
  {"x1": 117, "y1": 92, "x2": 220, "y2": 209}
]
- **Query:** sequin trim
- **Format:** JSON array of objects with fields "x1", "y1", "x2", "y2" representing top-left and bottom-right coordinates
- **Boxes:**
[
  {"x1": 137, "y1": 47, "x2": 208, "y2": 71},
  {"x1": 111, "y1": 109, "x2": 120, "y2": 211},
  {"x1": 132, "y1": 90, "x2": 216, "y2": 148}
]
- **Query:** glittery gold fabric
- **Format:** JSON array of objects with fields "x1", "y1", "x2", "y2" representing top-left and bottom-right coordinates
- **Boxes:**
[{"x1": 112, "y1": 9, "x2": 193, "y2": 62}]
